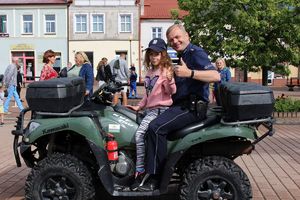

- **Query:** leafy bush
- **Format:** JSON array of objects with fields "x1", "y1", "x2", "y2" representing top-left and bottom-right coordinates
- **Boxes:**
[{"x1": 274, "y1": 97, "x2": 300, "y2": 112}]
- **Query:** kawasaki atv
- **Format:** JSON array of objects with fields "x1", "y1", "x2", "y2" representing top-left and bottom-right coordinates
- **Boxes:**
[{"x1": 12, "y1": 77, "x2": 275, "y2": 200}]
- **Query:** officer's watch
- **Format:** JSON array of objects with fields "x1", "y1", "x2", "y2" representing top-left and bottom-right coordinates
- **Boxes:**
[{"x1": 190, "y1": 70, "x2": 195, "y2": 78}]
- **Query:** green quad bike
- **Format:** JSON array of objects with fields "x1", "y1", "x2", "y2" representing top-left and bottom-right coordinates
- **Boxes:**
[{"x1": 12, "y1": 77, "x2": 275, "y2": 200}]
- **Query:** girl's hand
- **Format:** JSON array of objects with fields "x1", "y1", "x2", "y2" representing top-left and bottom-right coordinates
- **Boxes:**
[
  {"x1": 126, "y1": 105, "x2": 140, "y2": 111},
  {"x1": 166, "y1": 66, "x2": 174, "y2": 81}
]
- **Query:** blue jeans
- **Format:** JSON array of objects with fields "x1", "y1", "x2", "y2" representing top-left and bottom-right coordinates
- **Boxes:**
[
  {"x1": 129, "y1": 82, "x2": 137, "y2": 97},
  {"x1": 4, "y1": 85, "x2": 24, "y2": 112}
]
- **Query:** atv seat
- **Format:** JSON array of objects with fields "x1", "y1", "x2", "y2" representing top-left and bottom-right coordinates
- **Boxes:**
[{"x1": 167, "y1": 114, "x2": 220, "y2": 141}]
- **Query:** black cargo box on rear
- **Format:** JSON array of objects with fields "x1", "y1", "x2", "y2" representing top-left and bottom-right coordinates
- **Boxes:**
[
  {"x1": 26, "y1": 77, "x2": 85, "y2": 113},
  {"x1": 220, "y1": 82, "x2": 275, "y2": 122}
]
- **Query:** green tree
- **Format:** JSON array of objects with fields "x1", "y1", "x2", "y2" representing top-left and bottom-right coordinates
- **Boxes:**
[{"x1": 178, "y1": 0, "x2": 300, "y2": 85}]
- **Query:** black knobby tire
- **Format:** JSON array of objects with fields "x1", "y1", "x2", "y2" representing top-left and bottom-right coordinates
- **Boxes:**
[
  {"x1": 180, "y1": 156, "x2": 252, "y2": 200},
  {"x1": 25, "y1": 153, "x2": 95, "y2": 200}
]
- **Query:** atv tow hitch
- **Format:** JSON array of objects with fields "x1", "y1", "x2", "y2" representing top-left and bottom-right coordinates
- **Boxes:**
[{"x1": 252, "y1": 120, "x2": 275, "y2": 145}]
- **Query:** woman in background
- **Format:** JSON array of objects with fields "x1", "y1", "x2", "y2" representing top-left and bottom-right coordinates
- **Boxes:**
[
  {"x1": 75, "y1": 52, "x2": 94, "y2": 99},
  {"x1": 40, "y1": 49, "x2": 58, "y2": 81},
  {"x1": 213, "y1": 58, "x2": 231, "y2": 105},
  {"x1": 96, "y1": 57, "x2": 112, "y2": 87}
]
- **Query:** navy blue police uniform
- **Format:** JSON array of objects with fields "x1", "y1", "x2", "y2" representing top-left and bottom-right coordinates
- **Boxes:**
[{"x1": 145, "y1": 43, "x2": 216, "y2": 175}]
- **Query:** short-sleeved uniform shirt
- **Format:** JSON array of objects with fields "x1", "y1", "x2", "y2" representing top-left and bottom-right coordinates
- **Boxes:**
[{"x1": 172, "y1": 43, "x2": 216, "y2": 103}]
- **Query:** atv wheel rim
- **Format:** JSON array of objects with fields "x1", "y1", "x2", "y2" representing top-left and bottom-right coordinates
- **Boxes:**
[
  {"x1": 197, "y1": 178, "x2": 235, "y2": 200},
  {"x1": 40, "y1": 176, "x2": 77, "y2": 200}
]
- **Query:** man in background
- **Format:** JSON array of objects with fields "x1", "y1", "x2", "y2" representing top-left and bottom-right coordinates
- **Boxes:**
[
  {"x1": 3, "y1": 57, "x2": 24, "y2": 114},
  {"x1": 109, "y1": 53, "x2": 129, "y2": 105}
]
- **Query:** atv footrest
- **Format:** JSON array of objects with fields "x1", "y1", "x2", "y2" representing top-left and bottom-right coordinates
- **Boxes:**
[{"x1": 112, "y1": 189, "x2": 160, "y2": 196}]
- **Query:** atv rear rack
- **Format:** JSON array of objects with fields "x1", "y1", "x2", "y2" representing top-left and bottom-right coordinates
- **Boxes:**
[
  {"x1": 220, "y1": 117, "x2": 274, "y2": 125},
  {"x1": 221, "y1": 117, "x2": 275, "y2": 147}
]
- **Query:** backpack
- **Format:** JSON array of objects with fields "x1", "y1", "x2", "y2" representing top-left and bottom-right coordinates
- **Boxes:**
[
  {"x1": 113, "y1": 59, "x2": 120, "y2": 70},
  {"x1": 59, "y1": 67, "x2": 68, "y2": 77},
  {"x1": 59, "y1": 65, "x2": 76, "y2": 78}
]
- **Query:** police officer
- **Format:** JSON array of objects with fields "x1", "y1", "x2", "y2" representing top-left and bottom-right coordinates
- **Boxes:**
[{"x1": 139, "y1": 24, "x2": 220, "y2": 191}]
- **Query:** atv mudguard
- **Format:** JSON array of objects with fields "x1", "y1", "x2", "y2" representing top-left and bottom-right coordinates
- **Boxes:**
[
  {"x1": 24, "y1": 117, "x2": 105, "y2": 148},
  {"x1": 167, "y1": 123, "x2": 257, "y2": 153}
]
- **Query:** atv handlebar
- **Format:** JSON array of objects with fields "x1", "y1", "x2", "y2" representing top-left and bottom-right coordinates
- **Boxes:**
[{"x1": 91, "y1": 75, "x2": 128, "y2": 104}]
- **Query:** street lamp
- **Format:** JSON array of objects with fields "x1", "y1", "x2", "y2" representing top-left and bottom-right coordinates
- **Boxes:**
[{"x1": 129, "y1": 35, "x2": 133, "y2": 65}]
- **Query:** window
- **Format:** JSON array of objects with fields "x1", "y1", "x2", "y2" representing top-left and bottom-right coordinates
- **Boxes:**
[
  {"x1": 23, "y1": 15, "x2": 33, "y2": 34},
  {"x1": 152, "y1": 27, "x2": 162, "y2": 39},
  {"x1": 119, "y1": 14, "x2": 131, "y2": 32},
  {"x1": 92, "y1": 14, "x2": 104, "y2": 32},
  {"x1": 54, "y1": 52, "x2": 61, "y2": 69},
  {"x1": 0, "y1": 15, "x2": 7, "y2": 33},
  {"x1": 75, "y1": 14, "x2": 87, "y2": 33},
  {"x1": 45, "y1": 14, "x2": 56, "y2": 34}
]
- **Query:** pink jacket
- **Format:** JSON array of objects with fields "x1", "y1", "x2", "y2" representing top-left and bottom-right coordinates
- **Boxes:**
[{"x1": 138, "y1": 68, "x2": 176, "y2": 109}]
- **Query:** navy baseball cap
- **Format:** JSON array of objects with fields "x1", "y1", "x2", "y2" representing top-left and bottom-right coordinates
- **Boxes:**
[{"x1": 146, "y1": 38, "x2": 167, "y2": 52}]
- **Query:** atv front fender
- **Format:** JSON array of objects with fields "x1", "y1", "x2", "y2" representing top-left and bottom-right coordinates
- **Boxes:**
[{"x1": 25, "y1": 117, "x2": 105, "y2": 148}]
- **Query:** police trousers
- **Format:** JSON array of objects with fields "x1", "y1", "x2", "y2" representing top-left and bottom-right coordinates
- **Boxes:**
[{"x1": 145, "y1": 105, "x2": 204, "y2": 175}]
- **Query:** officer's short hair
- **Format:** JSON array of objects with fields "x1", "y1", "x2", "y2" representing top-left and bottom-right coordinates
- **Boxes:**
[{"x1": 166, "y1": 24, "x2": 187, "y2": 37}]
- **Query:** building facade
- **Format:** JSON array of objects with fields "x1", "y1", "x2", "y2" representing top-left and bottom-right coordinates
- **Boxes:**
[
  {"x1": 69, "y1": 0, "x2": 140, "y2": 79},
  {"x1": 139, "y1": 0, "x2": 187, "y2": 78},
  {"x1": 0, "y1": 0, "x2": 71, "y2": 82}
]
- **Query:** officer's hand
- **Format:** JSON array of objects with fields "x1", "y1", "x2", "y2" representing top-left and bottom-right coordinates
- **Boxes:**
[
  {"x1": 174, "y1": 58, "x2": 191, "y2": 78},
  {"x1": 166, "y1": 66, "x2": 174, "y2": 81}
]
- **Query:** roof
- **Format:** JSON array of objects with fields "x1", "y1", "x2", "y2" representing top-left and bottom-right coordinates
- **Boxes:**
[
  {"x1": 0, "y1": 0, "x2": 71, "y2": 5},
  {"x1": 141, "y1": 0, "x2": 188, "y2": 19}
]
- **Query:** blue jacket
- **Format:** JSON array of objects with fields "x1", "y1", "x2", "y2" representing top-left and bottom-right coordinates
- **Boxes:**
[
  {"x1": 214, "y1": 67, "x2": 231, "y2": 91},
  {"x1": 79, "y1": 63, "x2": 94, "y2": 96}
]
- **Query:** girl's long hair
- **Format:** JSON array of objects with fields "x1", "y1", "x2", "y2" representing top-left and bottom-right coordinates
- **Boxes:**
[
  {"x1": 97, "y1": 57, "x2": 108, "y2": 70},
  {"x1": 144, "y1": 50, "x2": 173, "y2": 71}
]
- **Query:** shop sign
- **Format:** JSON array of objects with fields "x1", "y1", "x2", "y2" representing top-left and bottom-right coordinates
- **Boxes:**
[{"x1": 11, "y1": 43, "x2": 34, "y2": 50}]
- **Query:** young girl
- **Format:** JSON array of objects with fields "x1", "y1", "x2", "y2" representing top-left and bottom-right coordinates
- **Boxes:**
[
  {"x1": 0, "y1": 83, "x2": 5, "y2": 125},
  {"x1": 126, "y1": 38, "x2": 176, "y2": 190}
]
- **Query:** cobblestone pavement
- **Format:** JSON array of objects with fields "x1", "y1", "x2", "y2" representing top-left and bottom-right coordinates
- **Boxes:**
[
  {"x1": 1, "y1": 122, "x2": 300, "y2": 199},
  {"x1": 0, "y1": 85, "x2": 299, "y2": 199}
]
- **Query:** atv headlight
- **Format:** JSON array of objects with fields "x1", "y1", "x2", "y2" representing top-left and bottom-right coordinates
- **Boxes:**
[{"x1": 28, "y1": 121, "x2": 41, "y2": 134}]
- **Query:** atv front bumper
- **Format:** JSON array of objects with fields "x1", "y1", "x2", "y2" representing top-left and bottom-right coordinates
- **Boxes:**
[{"x1": 11, "y1": 108, "x2": 31, "y2": 167}]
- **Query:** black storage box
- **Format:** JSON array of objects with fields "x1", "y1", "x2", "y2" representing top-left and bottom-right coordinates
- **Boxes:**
[
  {"x1": 220, "y1": 82, "x2": 275, "y2": 121},
  {"x1": 26, "y1": 77, "x2": 85, "y2": 113}
]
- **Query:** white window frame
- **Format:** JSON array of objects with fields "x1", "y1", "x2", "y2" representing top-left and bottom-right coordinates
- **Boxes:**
[
  {"x1": 0, "y1": 15, "x2": 7, "y2": 33},
  {"x1": 152, "y1": 27, "x2": 162, "y2": 39},
  {"x1": 22, "y1": 14, "x2": 33, "y2": 34},
  {"x1": 44, "y1": 14, "x2": 56, "y2": 34},
  {"x1": 118, "y1": 13, "x2": 132, "y2": 33},
  {"x1": 74, "y1": 13, "x2": 88, "y2": 33},
  {"x1": 90, "y1": 13, "x2": 105, "y2": 33}
]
